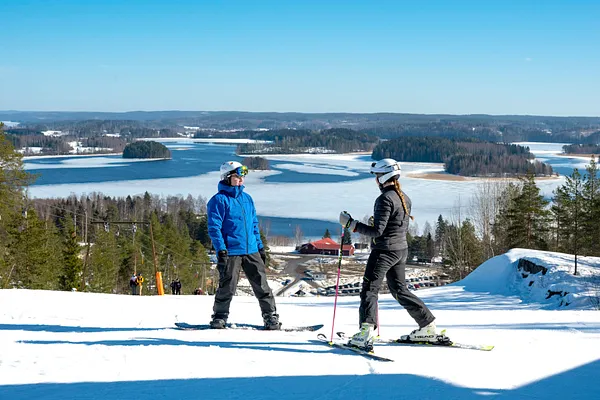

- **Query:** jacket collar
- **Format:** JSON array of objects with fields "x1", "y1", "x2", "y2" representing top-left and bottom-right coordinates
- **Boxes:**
[
  {"x1": 218, "y1": 181, "x2": 245, "y2": 198},
  {"x1": 380, "y1": 184, "x2": 396, "y2": 194}
]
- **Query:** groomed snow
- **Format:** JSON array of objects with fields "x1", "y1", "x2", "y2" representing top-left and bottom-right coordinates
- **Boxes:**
[{"x1": 1, "y1": 248, "x2": 599, "y2": 399}]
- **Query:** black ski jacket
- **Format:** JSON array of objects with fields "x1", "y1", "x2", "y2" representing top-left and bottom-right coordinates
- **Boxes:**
[{"x1": 354, "y1": 186, "x2": 411, "y2": 251}]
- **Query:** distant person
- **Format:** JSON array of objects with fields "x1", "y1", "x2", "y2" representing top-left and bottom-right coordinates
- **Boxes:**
[
  {"x1": 206, "y1": 161, "x2": 280, "y2": 330},
  {"x1": 170, "y1": 279, "x2": 176, "y2": 295},
  {"x1": 339, "y1": 158, "x2": 440, "y2": 350},
  {"x1": 130, "y1": 274, "x2": 138, "y2": 295},
  {"x1": 135, "y1": 273, "x2": 144, "y2": 296},
  {"x1": 174, "y1": 278, "x2": 182, "y2": 295},
  {"x1": 194, "y1": 288, "x2": 203, "y2": 295}
]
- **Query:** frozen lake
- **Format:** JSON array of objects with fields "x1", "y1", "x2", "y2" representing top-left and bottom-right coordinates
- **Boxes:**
[{"x1": 25, "y1": 140, "x2": 588, "y2": 237}]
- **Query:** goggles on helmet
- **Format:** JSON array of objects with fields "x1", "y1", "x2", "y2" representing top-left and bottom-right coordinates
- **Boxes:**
[{"x1": 231, "y1": 165, "x2": 248, "y2": 177}]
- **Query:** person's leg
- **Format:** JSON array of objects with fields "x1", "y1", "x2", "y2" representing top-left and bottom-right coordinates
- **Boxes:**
[
  {"x1": 386, "y1": 249, "x2": 435, "y2": 328},
  {"x1": 212, "y1": 256, "x2": 242, "y2": 321},
  {"x1": 358, "y1": 249, "x2": 398, "y2": 327},
  {"x1": 241, "y1": 252, "x2": 277, "y2": 321}
]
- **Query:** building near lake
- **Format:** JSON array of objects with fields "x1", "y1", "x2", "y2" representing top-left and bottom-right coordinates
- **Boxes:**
[{"x1": 298, "y1": 238, "x2": 354, "y2": 256}]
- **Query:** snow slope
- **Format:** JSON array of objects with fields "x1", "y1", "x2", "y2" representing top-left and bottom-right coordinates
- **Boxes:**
[{"x1": 1, "y1": 248, "x2": 599, "y2": 400}]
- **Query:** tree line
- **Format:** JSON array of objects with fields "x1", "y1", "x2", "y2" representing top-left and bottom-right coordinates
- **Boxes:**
[
  {"x1": 563, "y1": 144, "x2": 600, "y2": 155},
  {"x1": 195, "y1": 128, "x2": 379, "y2": 154},
  {"x1": 372, "y1": 137, "x2": 554, "y2": 177}
]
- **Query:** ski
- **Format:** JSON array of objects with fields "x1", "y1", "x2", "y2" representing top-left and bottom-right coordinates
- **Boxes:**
[
  {"x1": 317, "y1": 333, "x2": 394, "y2": 362},
  {"x1": 336, "y1": 332, "x2": 494, "y2": 351},
  {"x1": 175, "y1": 322, "x2": 324, "y2": 332}
]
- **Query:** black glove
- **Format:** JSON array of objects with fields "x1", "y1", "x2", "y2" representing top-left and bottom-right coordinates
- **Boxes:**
[
  {"x1": 217, "y1": 250, "x2": 228, "y2": 268},
  {"x1": 259, "y1": 248, "x2": 267, "y2": 265},
  {"x1": 216, "y1": 250, "x2": 228, "y2": 279}
]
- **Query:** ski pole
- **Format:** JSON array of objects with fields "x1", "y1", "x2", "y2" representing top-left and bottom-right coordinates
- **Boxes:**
[
  {"x1": 376, "y1": 301, "x2": 380, "y2": 337},
  {"x1": 329, "y1": 227, "x2": 346, "y2": 343}
]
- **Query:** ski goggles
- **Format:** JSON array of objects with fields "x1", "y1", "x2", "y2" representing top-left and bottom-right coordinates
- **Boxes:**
[{"x1": 231, "y1": 165, "x2": 248, "y2": 177}]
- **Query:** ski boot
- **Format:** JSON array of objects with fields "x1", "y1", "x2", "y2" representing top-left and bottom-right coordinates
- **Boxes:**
[
  {"x1": 263, "y1": 313, "x2": 281, "y2": 330},
  {"x1": 348, "y1": 323, "x2": 376, "y2": 351},
  {"x1": 405, "y1": 320, "x2": 443, "y2": 343},
  {"x1": 210, "y1": 314, "x2": 227, "y2": 329}
]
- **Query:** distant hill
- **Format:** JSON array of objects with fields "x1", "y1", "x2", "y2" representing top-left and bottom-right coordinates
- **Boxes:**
[{"x1": 2, "y1": 110, "x2": 600, "y2": 144}]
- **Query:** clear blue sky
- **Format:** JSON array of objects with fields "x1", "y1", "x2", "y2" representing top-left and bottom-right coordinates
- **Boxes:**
[{"x1": 1, "y1": 0, "x2": 599, "y2": 116}]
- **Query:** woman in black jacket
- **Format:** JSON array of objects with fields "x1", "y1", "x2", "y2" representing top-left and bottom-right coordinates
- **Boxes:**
[{"x1": 339, "y1": 158, "x2": 439, "y2": 350}]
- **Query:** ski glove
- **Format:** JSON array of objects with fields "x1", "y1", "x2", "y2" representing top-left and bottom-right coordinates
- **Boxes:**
[
  {"x1": 339, "y1": 211, "x2": 358, "y2": 231},
  {"x1": 217, "y1": 250, "x2": 228, "y2": 269},
  {"x1": 259, "y1": 248, "x2": 267, "y2": 265}
]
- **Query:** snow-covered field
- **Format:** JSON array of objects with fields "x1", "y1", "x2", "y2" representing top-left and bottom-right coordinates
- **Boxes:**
[{"x1": 1, "y1": 248, "x2": 599, "y2": 399}]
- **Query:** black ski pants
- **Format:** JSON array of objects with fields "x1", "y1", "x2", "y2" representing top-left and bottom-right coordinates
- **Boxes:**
[
  {"x1": 359, "y1": 248, "x2": 435, "y2": 329},
  {"x1": 212, "y1": 251, "x2": 276, "y2": 320}
]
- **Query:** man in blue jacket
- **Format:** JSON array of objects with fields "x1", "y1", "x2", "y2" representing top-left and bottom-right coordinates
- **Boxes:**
[{"x1": 207, "y1": 161, "x2": 280, "y2": 330}]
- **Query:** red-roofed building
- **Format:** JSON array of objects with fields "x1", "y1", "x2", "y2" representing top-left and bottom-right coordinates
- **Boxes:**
[{"x1": 298, "y1": 238, "x2": 355, "y2": 256}]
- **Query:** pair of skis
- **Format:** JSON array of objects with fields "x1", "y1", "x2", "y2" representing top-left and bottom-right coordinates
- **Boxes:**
[
  {"x1": 175, "y1": 322, "x2": 494, "y2": 363},
  {"x1": 318, "y1": 331, "x2": 494, "y2": 362},
  {"x1": 174, "y1": 322, "x2": 324, "y2": 332}
]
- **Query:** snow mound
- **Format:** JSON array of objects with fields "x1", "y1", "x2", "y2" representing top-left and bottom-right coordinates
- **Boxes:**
[{"x1": 458, "y1": 248, "x2": 600, "y2": 310}]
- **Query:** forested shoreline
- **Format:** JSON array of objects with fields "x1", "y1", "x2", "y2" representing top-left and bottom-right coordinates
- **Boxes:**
[
  {"x1": 563, "y1": 144, "x2": 600, "y2": 155},
  {"x1": 372, "y1": 137, "x2": 554, "y2": 176}
]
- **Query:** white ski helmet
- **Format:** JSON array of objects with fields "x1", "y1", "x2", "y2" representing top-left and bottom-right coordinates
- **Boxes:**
[
  {"x1": 219, "y1": 161, "x2": 247, "y2": 181},
  {"x1": 370, "y1": 158, "x2": 401, "y2": 184}
]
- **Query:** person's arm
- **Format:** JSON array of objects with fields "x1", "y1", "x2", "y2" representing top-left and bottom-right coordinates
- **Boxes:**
[
  {"x1": 354, "y1": 195, "x2": 393, "y2": 237},
  {"x1": 250, "y1": 196, "x2": 264, "y2": 250},
  {"x1": 207, "y1": 195, "x2": 227, "y2": 252}
]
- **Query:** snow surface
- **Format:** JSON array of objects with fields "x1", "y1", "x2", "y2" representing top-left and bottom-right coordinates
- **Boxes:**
[{"x1": 1, "y1": 248, "x2": 599, "y2": 399}]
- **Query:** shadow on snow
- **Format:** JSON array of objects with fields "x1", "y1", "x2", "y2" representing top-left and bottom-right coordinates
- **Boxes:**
[
  {"x1": 1, "y1": 359, "x2": 598, "y2": 400},
  {"x1": 0, "y1": 323, "x2": 161, "y2": 333}
]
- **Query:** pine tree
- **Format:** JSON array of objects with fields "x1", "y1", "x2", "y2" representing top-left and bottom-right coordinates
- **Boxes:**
[
  {"x1": 556, "y1": 169, "x2": 586, "y2": 274},
  {"x1": 59, "y1": 218, "x2": 83, "y2": 291},
  {"x1": 434, "y1": 215, "x2": 447, "y2": 256},
  {"x1": 491, "y1": 182, "x2": 521, "y2": 253},
  {"x1": 342, "y1": 227, "x2": 352, "y2": 245},
  {"x1": 7, "y1": 208, "x2": 62, "y2": 289},
  {"x1": 550, "y1": 186, "x2": 571, "y2": 252},
  {"x1": 505, "y1": 175, "x2": 551, "y2": 250},
  {"x1": 87, "y1": 226, "x2": 120, "y2": 293},
  {"x1": 444, "y1": 219, "x2": 483, "y2": 280},
  {"x1": 323, "y1": 228, "x2": 331, "y2": 239},
  {"x1": 0, "y1": 124, "x2": 34, "y2": 287},
  {"x1": 582, "y1": 157, "x2": 600, "y2": 255}
]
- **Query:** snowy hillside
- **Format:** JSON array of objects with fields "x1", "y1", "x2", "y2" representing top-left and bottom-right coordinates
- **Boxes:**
[{"x1": 1, "y1": 249, "x2": 599, "y2": 400}]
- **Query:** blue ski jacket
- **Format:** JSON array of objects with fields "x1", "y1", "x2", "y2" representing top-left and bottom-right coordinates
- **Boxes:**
[{"x1": 207, "y1": 181, "x2": 264, "y2": 256}]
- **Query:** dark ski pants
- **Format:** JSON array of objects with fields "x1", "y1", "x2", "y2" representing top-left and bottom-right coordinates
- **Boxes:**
[
  {"x1": 212, "y1": 251, "x2": 276, "y2": 320},
  {"x1": 359, "y1": 248, "x2": 435, "y2": 329}
]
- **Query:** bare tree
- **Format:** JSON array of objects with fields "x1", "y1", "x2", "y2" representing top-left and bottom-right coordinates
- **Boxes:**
[
  {"x1": 422, "y1": 221, "x2": 433, "y2": 238},
  {"x1": 469, "y1": 179, "x2": 511, "y2": 259},
  {"x1": 293, "y1": 225, "x2": 304, "y2": 246}
]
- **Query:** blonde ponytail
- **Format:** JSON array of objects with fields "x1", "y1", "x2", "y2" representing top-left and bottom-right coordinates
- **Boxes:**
[{"x1": 394, "y1": 180, "x2": 414, "y2": 221}]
